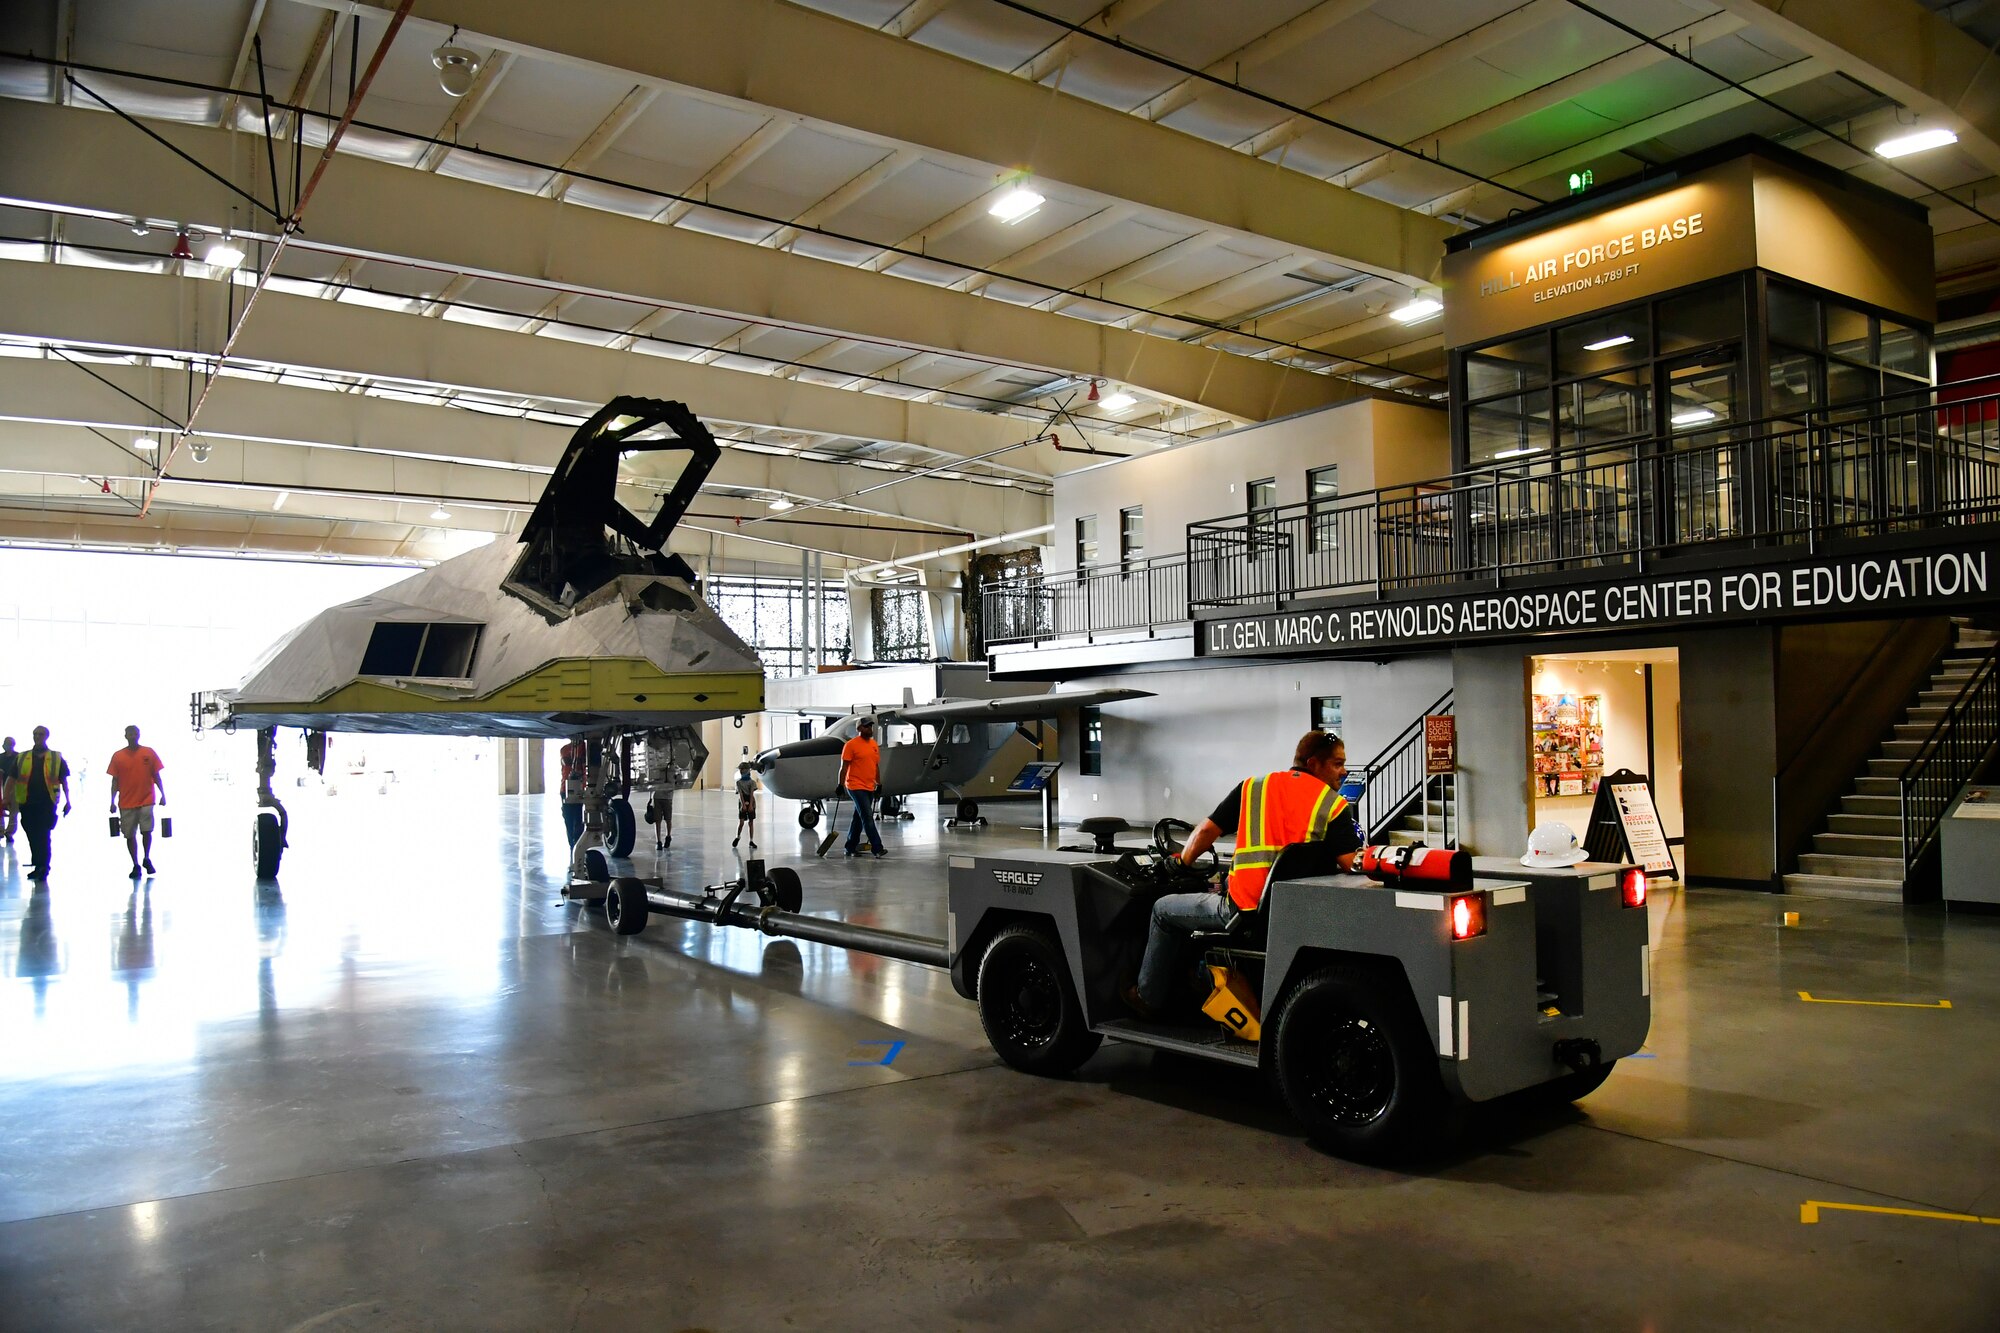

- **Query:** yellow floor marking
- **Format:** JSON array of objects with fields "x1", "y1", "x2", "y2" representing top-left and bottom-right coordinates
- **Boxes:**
[
  {"x1": 1797, "y1": 992, "x2": 1952, "y2": 1008},
  {"x1": 1801, "y1": 1200, "x2": 2000, "y2": 1226}
]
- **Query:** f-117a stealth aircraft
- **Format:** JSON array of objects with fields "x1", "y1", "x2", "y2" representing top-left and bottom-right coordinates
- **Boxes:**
[
  {"x1": 755, "y1": 687, "x2": 1150, "y2": 827},
  {"x1": 194, "y1": 397, "x2": 761, "y2": 883}
]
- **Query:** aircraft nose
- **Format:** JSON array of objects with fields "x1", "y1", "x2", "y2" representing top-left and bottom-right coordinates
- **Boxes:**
[{"x1": 753, "y1": 750, "x2": 776, "y2": 773}]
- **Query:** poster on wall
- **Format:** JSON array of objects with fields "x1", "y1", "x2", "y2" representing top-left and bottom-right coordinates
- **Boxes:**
[{"x1": 1531, "y1": 693, "x2": 1605, "y2": 797}]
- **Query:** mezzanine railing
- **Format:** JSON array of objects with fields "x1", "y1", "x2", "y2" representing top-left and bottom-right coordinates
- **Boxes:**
[
  {"x1": 1355, "y1": 690, "x2": 1454, "y2": 845},
  {"x1": 1188, "y1": 380, "x2": 2000, "y2": 610},
  {"x1": 981, "y1": 553, "x2": 1188, "y2": 648},
  {"x1": 1902, "y1": 639, "x2": 2000, "y2": 878}
]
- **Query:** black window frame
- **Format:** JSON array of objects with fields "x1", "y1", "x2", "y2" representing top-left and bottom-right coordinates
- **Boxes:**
[
  {"x1": 1075, "y1": 514, "x2": 1099, "y2": 570},
  {"x1": 1118, "y1": 504, "x2": 1145, "y2": 574},
  {"x1": 1079, "y1": 705, "x2": 1103, "y2": 776}
]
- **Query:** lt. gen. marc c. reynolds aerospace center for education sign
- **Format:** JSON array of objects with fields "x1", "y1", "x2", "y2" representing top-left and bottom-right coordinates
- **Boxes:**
[{"x1": 1197, "y1": 544, "x2": 2000, "y2": 659}]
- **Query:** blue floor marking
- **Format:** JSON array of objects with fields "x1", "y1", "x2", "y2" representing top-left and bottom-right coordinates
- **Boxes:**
[{"x1": 848, "y1": 1040, "x2": 905, "y2": 1067}]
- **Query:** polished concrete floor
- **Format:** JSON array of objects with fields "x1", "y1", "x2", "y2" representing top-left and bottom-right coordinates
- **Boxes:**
[{"x1": 1, "y1": 780, "x2": 1996, "y2": 1330}]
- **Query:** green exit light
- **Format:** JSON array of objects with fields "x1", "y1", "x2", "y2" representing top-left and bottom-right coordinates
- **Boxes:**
[{"x1": 1568, "y1": 169, "x2": 1594, "y2": 195}]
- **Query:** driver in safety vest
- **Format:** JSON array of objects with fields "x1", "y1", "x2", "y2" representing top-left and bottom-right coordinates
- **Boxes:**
[{"x1": 1126, "y1": 730, "x2": 1360, "y2": 1018}]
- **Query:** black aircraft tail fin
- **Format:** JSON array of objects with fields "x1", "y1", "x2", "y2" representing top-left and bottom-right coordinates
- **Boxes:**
[{"x1": 502, "y1": 397, "x2": 717, "y2": 619}]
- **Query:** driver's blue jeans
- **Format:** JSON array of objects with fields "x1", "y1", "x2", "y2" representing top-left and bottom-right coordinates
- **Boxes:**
[{"x1": 1135, "y1": 890, "x2": 1237, "y2": 1012}]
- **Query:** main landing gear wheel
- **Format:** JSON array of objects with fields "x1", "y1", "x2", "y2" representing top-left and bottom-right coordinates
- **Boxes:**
[
  {"x1": 976, "y1": 925, "x2": 1101, "y2": 1076},
  {"x1": 955, "y1": 798, "x2": 985, "y2": 825},
  {"x1": 880, "y1": 793, "x2": 904, "y2": 818},
  {"x1": 798, "y1": 804, "x2": 821, "y2": 830},
  {"x1": 767, "y1": 865, "x2": 804, "y2": 914},
  {"x1": 605, "y1": 877, "x2": 650, "y2": 935},
  {"x1": 602, "y1": 796, "x2": 637, "y2": 858},
  {"x1": 1273, "y1": 963, "x2": 1451, "y2": 1160},
  {"x1": 584, "y1": 848, "x2": 611, "y2": 884},
  {"x1": 253, "y1": 810, "x2": 284, "y2": 879}
]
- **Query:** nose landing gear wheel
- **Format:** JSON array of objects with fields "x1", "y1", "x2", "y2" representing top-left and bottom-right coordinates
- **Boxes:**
[
  {"x1": 601, "y1": 796, "x2": 637, "y2": 858},
  {"x1": 253, "y1": 810, "x2": 284, "y2": 879},
  {"x1": 955, "y1": 798, "x2": 984, "y2": 825},
  {"x1": 767, "y1": 865, "x2": 804, "y2": 913},
  {"x1": 798, "y1": 804, "x2": 821, "y2": 830},
  {"x1": 584, "y1": 848, "x2": 611, "y2": 883}
]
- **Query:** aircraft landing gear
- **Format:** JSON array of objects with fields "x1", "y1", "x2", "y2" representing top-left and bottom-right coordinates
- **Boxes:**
[
  {"x1": 798, "y1": 801, "x2": 821, "y2": 830},
  {"x1": 947, "y1": 796, "x2": 987, "y2": 828},
  {"x1": 252, "y1": 726, "x2": 289, "y2": 879},
  {"x1": 880, "y1": 793, "x2": 914, "y2": 820},
  {"x1": 602, "y1": 795, "x2": 637, "y2": 858}
]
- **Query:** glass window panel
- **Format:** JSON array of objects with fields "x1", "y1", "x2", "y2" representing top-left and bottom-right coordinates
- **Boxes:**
[
  {"x1": 1556, "y1": 316, "x2": 1650, "y2": 377},
  {"x1": 1879, "y1": 319, "x2": 1926, "y2": 376},
  {"x1": 1826, "y1": 358, "x2": 1877, "y2": 407},
  {"x1": 1658, "y1": 280, "x2": 1744, "y2": 353},
  {"x1": 1466, "y1": 390, "x2": 1551, "y2": 464},
  {"x1": 1119, "y1": 505, "x2": 1144, "y2": 567},
  {"x1": 1466, "y1": 332, "x2": 1549, "y2": 398},
  {"x1": 1768, "y1": 281, "x2": 1820, "y2": 349},
  {"x1": 1557, "y1": 371, "x2": 1650, "y2": 449},
  {"x1": 1826, "y1": 302, "x2": 1872, "y2": 364},
  {"x1": 1307, "y1": 465, "x2": 1340, "y2": 552},
  {"x1": 1666, "y1": 351, "x2": 1740, "y2": 435},
  {"x1": 1767, "y1": 349, "x2": 1819, "y2": 418},
  {"x1": 1074, "y1": 514, "x2": 1098, "y2": 567},
  {"x1": 1311, "y1": 695, "x2": 1342, "y2": 732},
  {"x1": 1247, "y1": 478, "x2": 1277, "y2": 512}
]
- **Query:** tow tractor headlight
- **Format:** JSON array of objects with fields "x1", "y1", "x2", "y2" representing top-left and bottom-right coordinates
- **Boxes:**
[
  {"x1": 1449, "y1": 893, "x2": 1486, "y2": 940},
  {"x1": 1620, "y1": 867, "x2": 1648, "y2": 909}
]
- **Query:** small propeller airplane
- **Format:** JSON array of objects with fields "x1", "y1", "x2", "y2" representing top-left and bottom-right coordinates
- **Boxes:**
[{"x1": 755, "y1": 687, "x2": 1152, "y2": 827}]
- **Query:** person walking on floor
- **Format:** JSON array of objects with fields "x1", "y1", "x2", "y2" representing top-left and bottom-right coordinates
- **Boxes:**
[
  {"x1": 559, "y1": 736, "x2": 587, "y2": 847},
  {"x1": 836, "y1": 716, "x2": 886, "y2": 859},
  {"x1": 732, "y1": 760, "x2": 760, "y2": 849},
  {"x1": 106, "y1": 725, "x2": 167, "y2": 879},
  {"x1": 13, "y1": 726, "x2": 71, "y2": 880},
  {"x1": 0, "y1": 735, "x2": 18, "y2": 847}
]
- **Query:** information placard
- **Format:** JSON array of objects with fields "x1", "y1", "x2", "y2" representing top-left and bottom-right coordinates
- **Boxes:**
[
  {"x1": 1609, "y1": 782, "x2": 1676, "y2": 876},
  {"x1": 1424, "y1": 714, "x2": 1457, "y2": 775}
]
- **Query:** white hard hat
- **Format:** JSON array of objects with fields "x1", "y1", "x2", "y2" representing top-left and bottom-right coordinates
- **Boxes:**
[{"x1": 1522, "y1": 821, "x2": 1588, "y2": 868}]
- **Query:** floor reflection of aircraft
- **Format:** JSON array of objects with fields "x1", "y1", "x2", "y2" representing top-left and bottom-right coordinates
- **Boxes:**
[
  {"x1": 755, "y1": 688, "x2": 1150, "y2": 827},
  {"x1": 193, "y1": 397, "x2": 763, "y2": 886}
]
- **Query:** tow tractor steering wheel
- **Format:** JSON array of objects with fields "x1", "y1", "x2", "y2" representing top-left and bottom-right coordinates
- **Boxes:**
[{"x1": 1153, "y1": 817, "x2": 1218, "y2": 872}]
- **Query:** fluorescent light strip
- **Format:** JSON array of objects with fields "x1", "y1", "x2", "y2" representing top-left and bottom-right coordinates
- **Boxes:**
[
  {"x1": 988, "y1": 187, "x2": 1045, "y2": 223},
  {"x1": 1390, "y1": 297, "x2": 1443, "y2": 324},
  {"x1": 1493, "y1": 447, "x2": 1542, "y2": 459},
  {"x1": 1582, "y1": 334, "x2": 1633, "y2": 351},
  {"x1": 1876, "y1": 128, "x2": 1957, "y2": 159},
  {"x1": 1670, "y1": 407, "x2": 1718, "y2": 426}
]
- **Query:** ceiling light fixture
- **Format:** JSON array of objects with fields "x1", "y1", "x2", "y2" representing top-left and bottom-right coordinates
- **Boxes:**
[
  {"x1": 205, "y1": 234, "x2": 245, "y2": 270},
  {"x1": 433, "y1": 27, "x2": 481, "y2": 98},
  {"x1": 768, "y1": 497, "x2": 793, "y2": 512},
  {"x1": 133, "y1": 436, "x2": 158, "y2": 452},
  {"x1": 1099, "y1": 391, "x2": 1137, "y2": 413},
  {"x1": 431, "y1": 502, "x2": 451, "y2": 520},
  {"x1": 1670, "y1": 407, "x2": 1718, "y2": 427},
  {"x1": 169, "y1": 229, "x2": 193, "y2": 262},
  {"x1": 189, "y1": 441, "x2": 211, "y2": 463},
  {"x1": 1389, "y1": 295, "x2": 1443, "y2": 324},
  {"x1": 988, "y1": 185, "x2": 1045, "y2": 224},
  {"x1": 1582, "y1": 333, "x2": 1634, "y2": 351},
  {"x1": 1494, "y1": 446, "x2": 1542, "y2": 459},
  {"x1": 1876, "y1": 127, "x2": 1957, "y2": 159},
  {"x1": 272, "y1": 490, "x2": 288, "y2": 510}
]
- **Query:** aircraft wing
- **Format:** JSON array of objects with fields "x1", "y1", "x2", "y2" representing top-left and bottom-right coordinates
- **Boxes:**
[{"x1": 883, "y1": 688, "x2": 1152, "y2": 726}]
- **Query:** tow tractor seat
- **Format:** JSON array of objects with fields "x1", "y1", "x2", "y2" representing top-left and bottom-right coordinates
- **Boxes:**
[
  {"x1": 1208, "y1": 839, "x2": 1351, "y2": 953},
  {"x1": 1065, "y1": 815, "x2": 1139, "y2": 854}
]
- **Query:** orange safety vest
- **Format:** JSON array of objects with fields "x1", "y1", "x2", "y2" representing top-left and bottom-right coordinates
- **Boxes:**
[{"x1": 1227, "y1": 769, "x2": 1347, "y2": 912}]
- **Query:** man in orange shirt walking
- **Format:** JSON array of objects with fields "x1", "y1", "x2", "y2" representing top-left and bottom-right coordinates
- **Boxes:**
[
  {"x1": 107, "y1": 725, "x2": 167, "y2": 879},
  {"x1": 835, "y1": 716, "x2": 887, "y2": 859}
]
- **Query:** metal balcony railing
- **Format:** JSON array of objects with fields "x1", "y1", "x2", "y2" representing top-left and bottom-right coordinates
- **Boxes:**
[
  {"x1": 1355, "y1": 690, "x2": 1454, "y2": 845},
  {"x1": 981, "y1": 553, "x2": 1188, "y2": 647},
  {"x1": 1188, "y1": 379, "x2": 2000, "y2": 611},
  {"x1": 1902, "y1": 639, "x2": 2000, "y2": 876}
]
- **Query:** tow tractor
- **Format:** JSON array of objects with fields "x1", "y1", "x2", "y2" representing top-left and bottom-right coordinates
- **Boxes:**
[{"x1": 571, "y1": 823, "x2": 1651, "y2": 1159}]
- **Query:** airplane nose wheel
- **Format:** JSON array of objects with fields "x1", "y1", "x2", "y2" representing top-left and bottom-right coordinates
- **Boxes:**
[{"x1": 798, "y1": 803, "x2": 821, "y2": 829}]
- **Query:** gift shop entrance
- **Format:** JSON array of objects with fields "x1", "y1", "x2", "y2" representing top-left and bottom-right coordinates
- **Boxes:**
[{"x1": 1528, "y1": 647, "x2": 1684, "y2": 878}]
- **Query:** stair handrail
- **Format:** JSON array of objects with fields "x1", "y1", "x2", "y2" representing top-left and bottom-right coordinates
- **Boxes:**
[
  {"x1": 1357, "y1": 689, "x2": 1454, "y2": 844},
  {"x1": 1899, "y1": 639, "x2": 2000, "y2": 871}
]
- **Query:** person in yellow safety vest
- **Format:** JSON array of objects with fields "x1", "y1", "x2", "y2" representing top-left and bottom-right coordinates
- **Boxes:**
[
  {"x1": 1125, "y1": 729, "x2": 1359, "y2": 1018},
  {"x1": 13, "y1": 725, "x2": 73, "y2": 881}
]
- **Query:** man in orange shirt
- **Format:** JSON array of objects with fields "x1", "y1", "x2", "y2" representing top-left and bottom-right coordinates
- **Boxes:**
[
  {"x1": 835, "y1": 715, "x2": 886, "y2": 858},
  {"x1": 106, "y1": 725, "x2": 167, "y2": 879}
]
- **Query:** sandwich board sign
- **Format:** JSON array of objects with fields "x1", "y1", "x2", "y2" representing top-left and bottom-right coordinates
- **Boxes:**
[{"x1": 1584, "y1": 767, "x2": 1678, "y2": 879}]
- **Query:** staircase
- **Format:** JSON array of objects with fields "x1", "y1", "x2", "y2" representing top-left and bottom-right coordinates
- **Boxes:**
[
  {"x1": 1784, "y1": 624, "x2": 2000, "y2": 902},
  {"x1": 1380, "y1": 776, "x2": 1456, "y2": 848}
]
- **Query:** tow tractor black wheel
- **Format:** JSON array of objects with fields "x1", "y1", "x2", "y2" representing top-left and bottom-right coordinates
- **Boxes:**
[
  {"x1": 767, "y1": 865, "x2": 804, "y2": 913},
  {"x1": 798, "y1": 805, "x2": 821, "y2": 830},
  {"x1": 1541, "y1": 1060, "x2": 1617, "y2": 1103},
  {"x1": 253, "y1": 811, "x2": 283, "y2": 879},
  {"x1": 605, "y1": 877, "x2": 650, "y2": 935},
  {"x1": 601, "y1": 797, "x2": 637, "y2": 858},
  {"x1": 1274, "y1": 963, "x2": 1452, "y2": 1160},
  {"x1": 976, "y1": 925, "x2": 1101, "y2": 1076},
  {"x1": 955, "y1": 798, "x2": 979, "y2": 823},
  {"x1": 584, "y1": 848, "x2": 611, "y2": 884}
]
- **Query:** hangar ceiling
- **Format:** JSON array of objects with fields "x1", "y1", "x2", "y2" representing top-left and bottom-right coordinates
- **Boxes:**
[{"x1": 0, "y1": 0, "x2": 1995, "y2": 570}]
